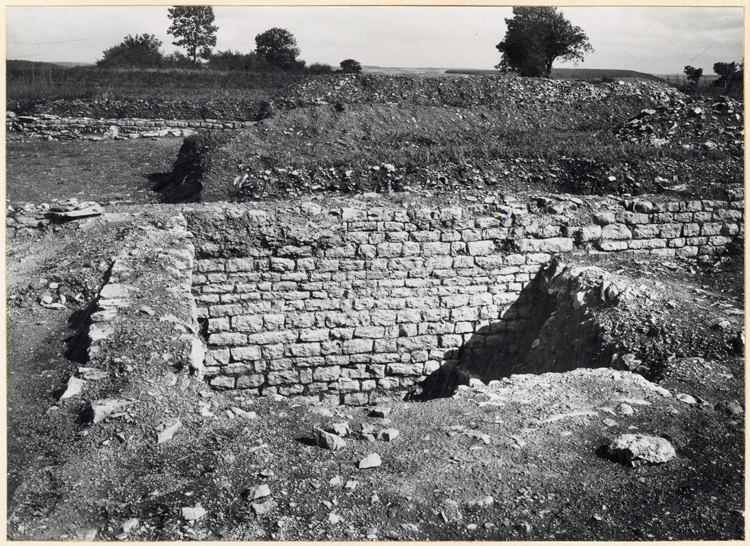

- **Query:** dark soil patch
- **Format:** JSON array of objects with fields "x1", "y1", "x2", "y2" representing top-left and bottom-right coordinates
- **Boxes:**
[{"x1": 6, "y1": 139, "x2": 182, "y2": 206}]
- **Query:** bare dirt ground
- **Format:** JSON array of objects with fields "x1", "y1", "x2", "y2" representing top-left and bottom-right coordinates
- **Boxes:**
[{"x1": 5, "y1": 75, "x2": 745, "y2": 541}]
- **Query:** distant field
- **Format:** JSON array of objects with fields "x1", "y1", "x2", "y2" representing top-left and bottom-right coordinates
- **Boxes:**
[
  {"x1": 362, "y1": 66, "x2": 462, "y2": 77},
  {"x1": 445, "y1": 67, "x2": 663, "y2": 81}
]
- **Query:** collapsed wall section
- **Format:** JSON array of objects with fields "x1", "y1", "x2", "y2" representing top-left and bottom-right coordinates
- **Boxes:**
[{"x1": 188, "y1": 191, "x2": 744, "y2": 404}]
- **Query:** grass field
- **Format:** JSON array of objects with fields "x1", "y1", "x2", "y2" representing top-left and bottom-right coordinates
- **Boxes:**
[{"x1": 6, "y1": 62, "x2": 302, "y2": 102}]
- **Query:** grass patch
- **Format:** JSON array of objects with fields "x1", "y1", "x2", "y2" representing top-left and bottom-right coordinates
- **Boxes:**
[
  {"x1": 7, "y1": 64, "x2": 303, "y2": 103},
  {"x1": 167, "y1": 97, "x2": 740, "y2": 202}
]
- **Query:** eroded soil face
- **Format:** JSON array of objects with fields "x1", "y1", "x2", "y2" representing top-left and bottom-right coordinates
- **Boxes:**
[{"x1": 5, "y1": 204, "x2": 744, "y2": 542}]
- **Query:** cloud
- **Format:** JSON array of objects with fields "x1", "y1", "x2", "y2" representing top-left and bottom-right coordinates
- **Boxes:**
[{"x1": 5, "y1": 6, "x2": 744, "y2": 73}]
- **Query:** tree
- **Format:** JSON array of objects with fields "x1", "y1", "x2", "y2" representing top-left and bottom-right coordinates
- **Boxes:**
[
  {"x1": 255, "y1": 28, "x2": 301, "y2": 70},
  {"x1": 495, "y1": 7, "x2": 593, "y2": 78},
  {"x1": 97, "y1": 34, "x2": 163, "y2": 68},
  {"x1": 340, "y1": 59, "x2": 362, "y2": 74},
  {"x1": 683, "y1": 65, "x2": 703, "y2": 87},
  {"x1": 713, "y1": 61, "x2": 743, "y2": 92},
  {"x1": 167, "y1": 6, "x2": 218, "y2": 66}
]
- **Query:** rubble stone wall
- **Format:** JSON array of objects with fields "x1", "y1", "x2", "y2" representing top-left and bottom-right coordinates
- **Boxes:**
[
  {"x1": 189, "y1": 192, "x2": 744, "y2": 404},
  {"x1": 6, "y1": 113, "x2": 255, "y2": 141}
]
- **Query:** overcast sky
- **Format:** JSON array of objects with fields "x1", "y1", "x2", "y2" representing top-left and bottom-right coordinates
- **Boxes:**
[{"x1": 6, "y1": 6, "x2": 744, "y2": 74}]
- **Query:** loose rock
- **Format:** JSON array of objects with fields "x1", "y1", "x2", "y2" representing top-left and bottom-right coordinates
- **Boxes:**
[
  {"x1": 313, "y1": 427, "x2": 346, "y2": 451},
  {"x1": 358, "y1": 453, "x2": 382, "y2": 469},
  {"x1": 603, "y1": 434, "x2": 676, "y2": 465}
]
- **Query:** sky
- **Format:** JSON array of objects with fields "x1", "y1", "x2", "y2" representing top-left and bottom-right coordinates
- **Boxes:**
[{"x1": 5, "y1": 6, "x2": 745, "y2": 74}]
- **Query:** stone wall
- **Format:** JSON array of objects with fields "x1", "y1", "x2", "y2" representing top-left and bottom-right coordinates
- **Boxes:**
[
  {"x1": 6, "y1": 113, "x2": 255, "y2": 141},
  {"x1": 69, "y1": 214, "x2": 205, "y2": 385},
  {"x1": 188, "y1": 191, "x2": 744, "y2": 404}
]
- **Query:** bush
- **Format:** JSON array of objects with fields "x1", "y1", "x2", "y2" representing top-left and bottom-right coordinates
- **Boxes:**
[
  {"x1": 713, "y1": 61, "x2": 743, "y2": 95},
  {"x1": 339, "y1": 59, "x2": 362, "y2": 74},
  {"x1": 208, "y1": 50, "x2": 274, "y2": 71},
  {"x1": 684, "y1": 65, "x2": 703, "y2": 87},
  {"x1": 97, "y1": 34, "x2": 163, "y2": 69},
  {"x1": 307, "y1": 63, "x2": 334, "y2": 75}
]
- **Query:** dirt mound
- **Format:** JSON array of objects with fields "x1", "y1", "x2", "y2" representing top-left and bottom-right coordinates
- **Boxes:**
[
  {"x1": 272, "y1": 73, "x2": 683, "y2": 111},
  {"x1": 615, "y1": 96, "x2": 743, "y2": 155},
  {"x1": 155, "y1": 96, "x2": 742, "y2": 203}
]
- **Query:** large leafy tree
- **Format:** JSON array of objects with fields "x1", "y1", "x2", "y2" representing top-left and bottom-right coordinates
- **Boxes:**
[
  {"x1": 167, "y1": 6, "x2": 218, "y2": 66},
  {"x1": 255, "y1": 28, "x2": 301, "y2": 70},
  {"x1": 97, "y1": 34, "x2": 163, "y2": 68},
  {"x1": 713, "y1": 61, "x2": 743, "y2": 92},
  {"x1": 496, "y1": 7, "x2": 593, "y2": 78}
]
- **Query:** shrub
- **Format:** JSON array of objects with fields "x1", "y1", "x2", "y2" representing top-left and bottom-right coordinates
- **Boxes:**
[
  {"x1": 684, "y1": 65, "x2": 703, "y2": 87},
  {"x1": 339, "y1": 59, "x2": 362, "y2": 74},
  {"x1": 307, "y1": 63, "x2": 334, "y2": 75},
  {"x1": 97, "y1": 34, "x2": 164, "y2": 68},
  {"x1": 713, "y1": 61, "x2": 743, "y2": 95}
]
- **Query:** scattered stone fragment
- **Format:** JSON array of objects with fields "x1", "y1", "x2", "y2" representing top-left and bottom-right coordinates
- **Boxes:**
[
  {"x1": 602, "y1": 418, "x2": 618, "y2": 427},
  {"x1": 157, "y1": 419, "x2": 182, "y2": 444},
  {"x1": 181, "y1": 505, "x2": 206, "y2": 521},
  {"x1": 358, "y1": 453, "x2": 382, "y2": 469},
  {"x1": 716, "y1": 400, "x2": 743, "y2": 416},
  {"x1": 369, "y1": 406, "x2": 391, "y2": 418},
  {"x1": 467, "y1": 524, "x2": 478, "y2": 530},
  {"x1": 325, "y1": 422, "x2": 350, "y2": 437},
  {"x1": 442, "y1": 499, "x2": 463, "y2": 521},
  {"x1": 122, "y1": 518, "x2": 139, "y2": 533},
  {"x1": 345, "y1": 480, "x2": 359, "y2": 490},
  {"x1": 313, "y1": 427, "x2": 346, "y2": 451},
  {"x1": 377, "y1": 428, "x2": 400, "y2": 442},
  {"x1": 360, "y1": 422, "x2": 378, "y2": 435},
  {"x1": 470, "y1": 495, "x2": 495, "y2": 507},
  {"x1": 89, "y1": 399, "x2": 135, "y2": 424},
  {"x1": 60, "y1": 376, "x2": 85, "y2": 400},
  {"x1": 328, "y1": 512, "x2": 342, "y2": 525},
  {"x1": 619, "y1": 403, "x2": 635, "y2": 416},
  {"x1": 242, "y1": 483, "x2": 271, "y2": 502},
  {"x1": 329, "y1": 475, "x2": 342, "y2": 486},
  {"x1": 251, "y1": 499, "x2": 276, "y2": 515},
  {"x1": 79, "y1": 368, "x2": 109, "y2": 381},
  {"x1": 231, "y1": 407, "x2": 257, "y2": 420},
  {"x1": 603, "y1": 434, "x2": 676, "y2": 465},
  {"x1": 676, "y1": 393, "x2": 697, "y2": 405},
  {"x1": 139, "y1": 306, "x2": 156, "y2": 316}
]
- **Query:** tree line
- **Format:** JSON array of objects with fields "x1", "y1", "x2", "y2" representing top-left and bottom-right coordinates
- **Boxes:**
[
  {"x1": 97, "y1": 4, "x2": 742, "y2": 94},
  {"x1": 98, "y1": 6, "x2": 361, "y2": 74}
]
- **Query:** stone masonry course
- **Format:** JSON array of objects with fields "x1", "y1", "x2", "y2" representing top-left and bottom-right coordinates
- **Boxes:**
[{"x1": 188, "y1": 191, "x2": 744, "y2": 404}]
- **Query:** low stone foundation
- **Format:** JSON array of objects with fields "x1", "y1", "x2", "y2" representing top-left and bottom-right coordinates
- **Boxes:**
[{"x1": 6, "y1": 112, "x2": 255, "y2": 141}]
